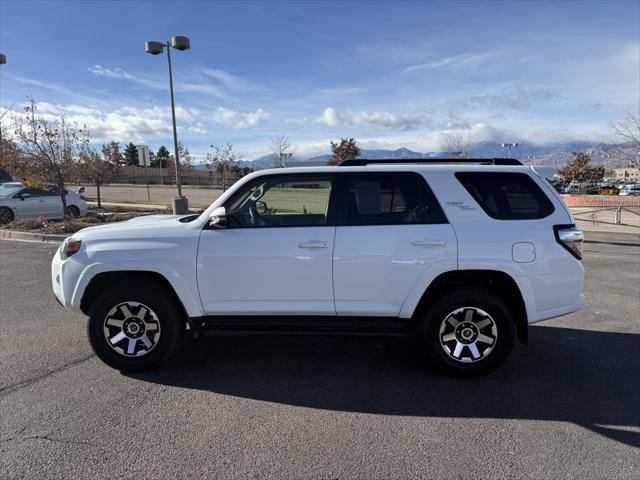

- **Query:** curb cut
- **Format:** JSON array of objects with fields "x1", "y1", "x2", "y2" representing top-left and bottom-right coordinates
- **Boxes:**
[{"x1": 0, "y1": 230, "x2": 66, "y2": 244}]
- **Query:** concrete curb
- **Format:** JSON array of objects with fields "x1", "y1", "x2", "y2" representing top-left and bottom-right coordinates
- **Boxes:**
[{"x1": 0, "y1": 229, "x2": 66, "y2": 244}]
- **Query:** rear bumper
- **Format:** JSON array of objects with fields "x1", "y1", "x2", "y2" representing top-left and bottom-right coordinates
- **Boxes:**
[{"x1": 523, "y1": 259, "x2": 585, "y2": 324}]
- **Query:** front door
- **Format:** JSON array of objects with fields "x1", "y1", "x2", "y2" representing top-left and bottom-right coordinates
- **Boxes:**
[
  {"x1": 14, "y1": 187, "x2": 62, "y2": 219},
  {"x1": 197, "y1": 174, "x2": 337, "y2": 315}
]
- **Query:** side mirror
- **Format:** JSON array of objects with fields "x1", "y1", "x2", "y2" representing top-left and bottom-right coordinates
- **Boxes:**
[
  {"x1": 209, "y1": 206, "x2": 227, "y2": 229},
  {"x1": 78, "y1": 187, "x2": 85, "y2": 194},
  {"x1": 19, "y1": 192, "x2": 31, "y2": 200}
]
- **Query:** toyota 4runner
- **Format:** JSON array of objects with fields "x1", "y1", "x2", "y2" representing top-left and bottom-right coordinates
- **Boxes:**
[{"x1": 52, "y1": 159, "x2": 585, "y2": 376}]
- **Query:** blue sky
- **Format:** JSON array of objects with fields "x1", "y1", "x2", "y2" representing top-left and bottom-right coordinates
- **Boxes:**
[{"x1": 1, "y1": 0, "x2": 638, "y2": 161}]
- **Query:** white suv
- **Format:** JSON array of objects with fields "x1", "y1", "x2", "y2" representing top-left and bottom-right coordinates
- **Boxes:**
[{"x1": 51, "y1": 159, "x2": 585, "y2": 376}]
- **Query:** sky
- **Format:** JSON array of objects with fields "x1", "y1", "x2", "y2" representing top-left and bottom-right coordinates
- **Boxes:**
[{"x1": 0, "y1": 0, "x2": 639, "y2": 161}]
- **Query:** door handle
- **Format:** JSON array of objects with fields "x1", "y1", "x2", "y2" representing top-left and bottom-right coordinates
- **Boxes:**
[
  {"x1": 411, "y1": 240, "x2": 446, "y2": 248},
  {"x1": 298, "y1": 241, "x2": 329, "y2": 249}
]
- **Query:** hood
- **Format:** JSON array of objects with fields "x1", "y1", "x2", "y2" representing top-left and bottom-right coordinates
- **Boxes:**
[{"x1": 72, "y1": 214, "x2": 190, "y2": 241}]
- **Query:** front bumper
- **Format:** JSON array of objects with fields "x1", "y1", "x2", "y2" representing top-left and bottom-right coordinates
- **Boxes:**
[{"x1": 51, "y1": 246, "x2": 82, "y2": 314}]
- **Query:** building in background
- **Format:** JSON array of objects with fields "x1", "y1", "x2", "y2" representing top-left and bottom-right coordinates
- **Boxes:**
[
  {"x1": 137, "y1": 145, "x2": 150, "y2": 167},
  {"x1": 612, "y1": 166, "x2": 640, "y2": 182}
]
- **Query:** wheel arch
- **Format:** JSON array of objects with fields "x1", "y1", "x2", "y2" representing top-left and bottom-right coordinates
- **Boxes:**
[
  {"x1": 80, "y1": 271, "x2": 191, "y2": 327},
  {"x1": 411, "y1": 269, "x2": 529, "y2": 345}
]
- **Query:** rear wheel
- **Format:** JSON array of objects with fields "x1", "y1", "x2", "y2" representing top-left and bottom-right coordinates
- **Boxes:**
[
  {"x1": 87, "y1": 282, "x2": 184, "y2": 371},
  {"x1": 420, "y1": 288, "x2": 515, "y2": 377},
  {"x1": 0, "y1": 207, "x2": 14, "y2": 225}
]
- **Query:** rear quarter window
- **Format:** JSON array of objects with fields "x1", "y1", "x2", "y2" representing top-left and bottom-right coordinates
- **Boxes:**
[{"x1": 455, "y1": 172, "x2": 554, "y2": 220}]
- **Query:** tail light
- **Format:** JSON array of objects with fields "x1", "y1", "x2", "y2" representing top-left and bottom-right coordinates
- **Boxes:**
[
  {"x1": 554, "y1": 225, "x2": 583, "y2": 260},
  {"x1": 60, "y1": 238, "x2": 82, "y2": 259}
]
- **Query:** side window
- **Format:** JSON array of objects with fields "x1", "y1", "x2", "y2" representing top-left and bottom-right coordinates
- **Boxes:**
[
  {"x1": 225, "y1": 175, "x2": 333, "y2": 228},
  {"x1": 23, "y1": 188, "x2": 47, "y2": 198},
  {"x1": 340, "y1": 173, "x2": 447, "y2": 226},
  {"x1": 20, "y1": 186, "x2": 57, "y2": 197},
  {"x1": 455, "y1": 172, "x2": 555, "y2": 220}
]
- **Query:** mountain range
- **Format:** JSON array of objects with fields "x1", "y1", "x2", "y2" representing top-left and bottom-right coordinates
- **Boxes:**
[{"x1": 237, "y1": 141, "x2": 631, "y2": 169}]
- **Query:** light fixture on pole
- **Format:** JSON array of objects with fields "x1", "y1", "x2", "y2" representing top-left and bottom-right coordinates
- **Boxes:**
[
  {"x1": 145, "y1": 36, "x2": 190, "y2": 214},
  {"x1": 501, "y1": 142, "x2": 519, "y2": 158}
]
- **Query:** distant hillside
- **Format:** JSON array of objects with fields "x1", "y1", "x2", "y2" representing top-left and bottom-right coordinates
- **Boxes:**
[{"x1": 240, "y1": 141, "x2": 632, "y2": 168}]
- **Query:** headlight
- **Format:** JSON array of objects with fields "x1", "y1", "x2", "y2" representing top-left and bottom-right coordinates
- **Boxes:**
[{"x1": 60, "y1": 238, "x2": 82, "y2": 260}]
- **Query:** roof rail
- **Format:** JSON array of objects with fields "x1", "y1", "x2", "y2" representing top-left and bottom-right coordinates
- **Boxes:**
[{"x1": 339, "y1": 157, "x2": 523, "y2": 166}]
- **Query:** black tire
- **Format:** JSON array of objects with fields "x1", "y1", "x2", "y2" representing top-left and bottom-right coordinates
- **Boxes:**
[
  {"x1": 87, "y1": 281, "x2": 185, "y2": 372},
  {"x1": 66, "y1": 205, "x2": 80, "y2": 218},
  {"x1": 420, "y1": 288, "x2": 515, "y2": 377},
  {"x1": 0, "y1": 207, "x2": 14, "y2": 225}
]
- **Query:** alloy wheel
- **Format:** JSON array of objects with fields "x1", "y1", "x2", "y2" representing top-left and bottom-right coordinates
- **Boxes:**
[
  {"x1": 103, "y1": 301, "x2": 161, "y2": 357},
  {"x1": 438, "y1": 307, "x2": 498, "y2": 363},
  {"x1": 66, "y1": 205, "x2": 80, "y2": 218},
  {"x1": 0, "y1": 208, "x2": 13, "y2": 225}
]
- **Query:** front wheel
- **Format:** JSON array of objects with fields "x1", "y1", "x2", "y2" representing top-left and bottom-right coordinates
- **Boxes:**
[
  {"x1": 420, "y1": 288, "x2": 515, "y2": 377},
  {"x1": 87, "y1": 282, "x2": 184, "y2": 371}
]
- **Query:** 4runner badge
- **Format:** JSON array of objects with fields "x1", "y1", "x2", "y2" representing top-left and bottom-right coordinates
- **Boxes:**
[{"x1": 446, "y1": 201, "x2": 476, "y2": 210}]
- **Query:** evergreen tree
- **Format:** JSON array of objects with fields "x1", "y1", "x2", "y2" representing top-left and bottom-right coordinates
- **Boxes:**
[
  {"x1": 123, "y1": 142, "x2": 139, "y2": 166},
  {"x1": 153, "y1": 145, "x2": 170, "y2": 168}
]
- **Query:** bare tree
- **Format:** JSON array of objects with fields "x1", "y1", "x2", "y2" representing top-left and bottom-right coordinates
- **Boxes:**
[
  {"x1": 5, "y1": 98, "x2": 88, "y2": 214},
  {"x1": 167, "y1": 142, "x2": 194, "y2": 178},
  {"x1": 178, "y1": 141, "x2": 193, "y2": 170},
  {"x1": 557, "y1": 152, "x2": 604, "y2": 183},
  {"x1": 206, "y1": 143, "x2": 240, "y2": 191},
  {"x1": 440, "y1": 130, "x2": 471, "y2": 157},
  {"x1": 267, "y1": 135, "x2": 292, "y2": 167},
  {"x1": 611, "y1": 110, "x2": 640, "y2": 169},
  {"x1": 328, "y1": 138, "x2": 360, "y2": 166},
  {"x1": 101, "y1": 141, "x2": 123, "y2": 165},
  {"x1": 77, "y1": 146, "x2": 122, "y2": 208}
]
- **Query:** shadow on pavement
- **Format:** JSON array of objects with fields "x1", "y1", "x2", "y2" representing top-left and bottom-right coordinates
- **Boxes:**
[{"x1": 132, "y1": 325, "x2": 640, "y2": 447}]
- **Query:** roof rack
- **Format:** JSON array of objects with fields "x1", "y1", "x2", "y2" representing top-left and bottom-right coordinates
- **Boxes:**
[{"x1": 339, "y1": 157, "x2": 523, "y2": 166}]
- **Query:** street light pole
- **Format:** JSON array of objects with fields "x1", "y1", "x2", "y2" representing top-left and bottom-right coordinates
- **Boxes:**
[
  {"x1": 0, "y1": 53, "x2": 5, "y2": 145},
  {"x1": 165, "y1": 42, "x2": 182, "y2": 199},
  {"x1": 501, "y1": 142, "x2": 518, "y2": 158},
  {"x1": 145, "y1": 36, "x2": 190, "y2": 214}
]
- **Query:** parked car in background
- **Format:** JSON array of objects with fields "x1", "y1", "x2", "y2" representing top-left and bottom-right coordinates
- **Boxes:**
[
  {"x1": 0, "y1": 182, "x2": 88, "y2": 224},
  {"x1": 619, "y1": 184, "x2": 640, "y2": 196},
  {"x1": 585, "y1": 185, "x2": 620, "y2": 195}
]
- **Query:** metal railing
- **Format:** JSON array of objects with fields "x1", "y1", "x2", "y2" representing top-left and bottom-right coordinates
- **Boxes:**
[{"x1": 570, "y1": 205, "x2": 640, "y2": 227}]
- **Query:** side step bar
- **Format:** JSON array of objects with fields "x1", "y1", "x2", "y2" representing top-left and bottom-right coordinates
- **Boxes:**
[{"x1": 191, "y1": 316, "x2": 412, "y2": 337}]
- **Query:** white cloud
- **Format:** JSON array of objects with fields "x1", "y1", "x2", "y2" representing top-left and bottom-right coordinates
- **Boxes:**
[
  {"x1": 403, "y1": 50, "x2": 498, "y2": 73},
  {"x1": 118, "y1": 106, "x2": 198, "y2": 123},
  {"x1": 212, "y1": 107, "x2": 270, "y2": 128},
  {"x1": 317, "y1": 107, "x2": 428, "y2": 131},
  {"x1": 88, "y1": 65, "x2": 133, "y2": 80}
]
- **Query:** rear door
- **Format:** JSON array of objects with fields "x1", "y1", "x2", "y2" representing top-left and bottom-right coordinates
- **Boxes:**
[{"x1": 332, "y1": 172, "x2": 458, "y2": 317}]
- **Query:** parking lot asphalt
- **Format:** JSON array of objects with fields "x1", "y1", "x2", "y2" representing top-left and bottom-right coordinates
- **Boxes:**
[{"x1": 0, "y1": 233, "x2": 638, "y2": 479}]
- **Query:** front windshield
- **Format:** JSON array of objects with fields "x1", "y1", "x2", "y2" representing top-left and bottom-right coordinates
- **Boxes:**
[{"x1": 0, "y1": 184, "x2": 22, "y2": 198}]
